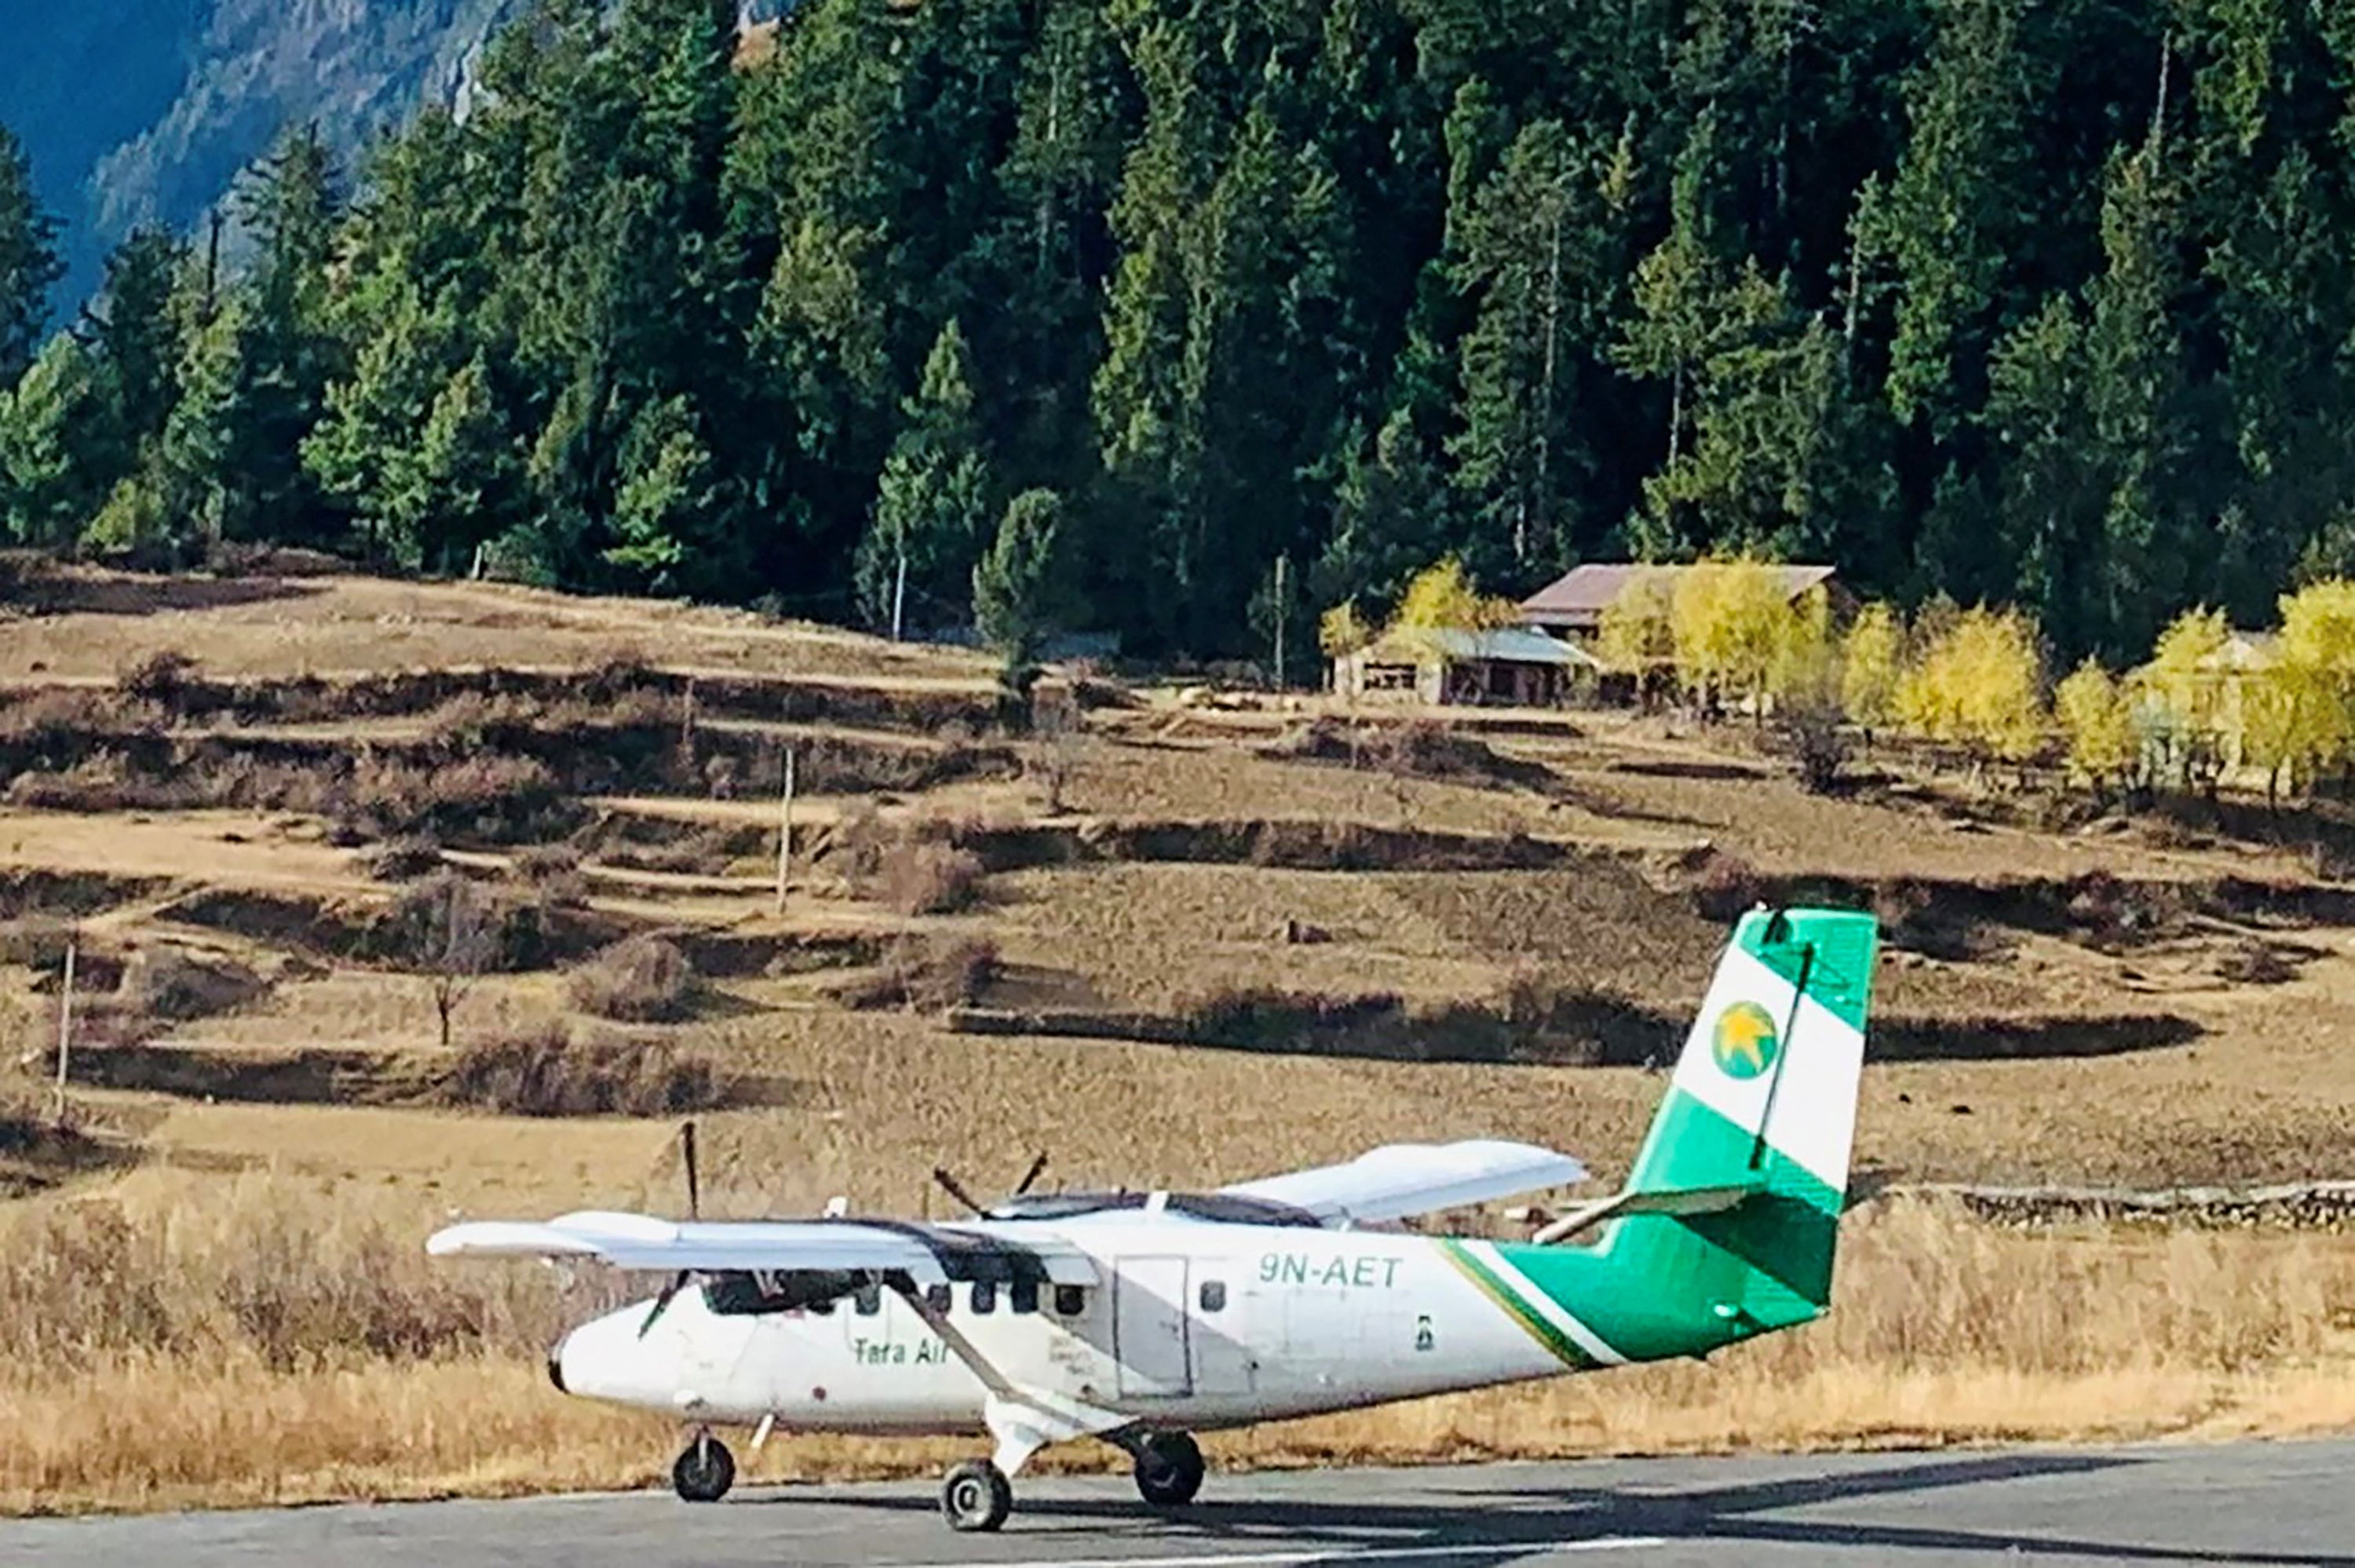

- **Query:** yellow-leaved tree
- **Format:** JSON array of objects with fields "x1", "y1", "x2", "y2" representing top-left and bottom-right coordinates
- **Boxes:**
[
  {"x1": 1895, "y1": 605, "x2": 2046, "y2": 765},
  {"x1": 1319, "y1": 600, "x2": 1373, "y2": 658},
  {"x1": 2142, "y1": 606, "x2": 2230, "y2": 792},
  {"x1": 2054, "y1": 658, "x2": 2138, "y2": 794},
  {"x1": 2272, "y1": 577, "x2": 2355, "y2": 789},
  {"x1": 1597, "y1": 570, "x2": 1674, "y2": 673},
  {"x1": 1392, "y1": 556, "x2": 1522, "y2": 636},
  {"x1": 1668, "y1": 556, "x2": 1798, "y2": 718},
  {"x1": 2239, "y1": 663, "x2": 2304, "y2": 806},
  {"x1": 1839, "y1": 602, "x2": 1904, "y2": 737}
]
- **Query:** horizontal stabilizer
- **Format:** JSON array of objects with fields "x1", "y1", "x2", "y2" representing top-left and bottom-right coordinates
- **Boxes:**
[
  {"x1": 1529, "y1": 1179, "x2": 1765, "y2": 1245},
  {"x1": 1224, "y1": 1139, "x2": 1586, "y2": 1227}
]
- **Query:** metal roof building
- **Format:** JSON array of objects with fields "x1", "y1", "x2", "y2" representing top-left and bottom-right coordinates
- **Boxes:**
[
  {"x1": 1521, "y1": 563, "x2": 1842, "y2": 636},
  {"x1": 1331, "y1": 625, "x2": 1598, "y2": 707}
]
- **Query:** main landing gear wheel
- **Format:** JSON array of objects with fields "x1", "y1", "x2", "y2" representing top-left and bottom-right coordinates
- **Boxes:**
[
  {"x1": 673, "y1": 1434, "x2": 736, "y2": 1502},
  {"x1": 1133, "y1": 1431, "x2": 1205, "y2": 1508},
  {"x1": 941, "y1": 1458, "x2": 1013, "y2": 1533}
]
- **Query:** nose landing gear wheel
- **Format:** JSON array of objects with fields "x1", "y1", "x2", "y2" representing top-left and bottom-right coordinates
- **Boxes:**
[
  {"x1": 941, "y1": 1458, "x2": 1013, "y2": 1533},
  {"x1": 673, "y1": 1434, "x2": 736, "y2": 1502},
  {"x1": 1133, "y1": 1431, "x2": 1204, "y2": 1508}
]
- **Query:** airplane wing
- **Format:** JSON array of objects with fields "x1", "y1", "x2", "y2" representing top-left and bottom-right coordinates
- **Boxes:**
[
  {"x1": 1221, "y1": 1139, "x2": 1586, "y2": 1227},
  {"x1": 425, "y1": 1209, "x2": 1099, "y2": 1285}
]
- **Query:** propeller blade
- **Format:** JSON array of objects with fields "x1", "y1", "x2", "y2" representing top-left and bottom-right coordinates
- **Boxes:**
[
  {"x1": 681, "y1": 1120, "x2": 700, "y2": 1220},
  {"x1": 1013, "y1": 1150, "x2": 1049, "y2": 1196},
  {"x1": 639, "y1": 1268, "x2": 690, "y2": 1337},
  {"x1": 932, "y1": 1165, "x2": 985, "y2": 1217}
]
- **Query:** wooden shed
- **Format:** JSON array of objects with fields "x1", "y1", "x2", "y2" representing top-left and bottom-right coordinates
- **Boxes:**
[{"x1": 1331, "y1": 627, "x2": 1599, "y2": 707}]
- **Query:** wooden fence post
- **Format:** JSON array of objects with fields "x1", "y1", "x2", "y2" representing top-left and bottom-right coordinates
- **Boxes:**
[
  {"x1": 774, "y1": 746, "x2": 797, "y2": 915},
  {"x1": 52, "y1": 935, "x2": 76, "y2": 1121}
]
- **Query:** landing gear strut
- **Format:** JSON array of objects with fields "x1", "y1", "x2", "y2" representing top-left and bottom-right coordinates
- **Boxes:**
[
  {"x1": 940, "y1": 1457, "x2": 1013, "y2": 1533},
  {"x1": 673, "y1": 1430, "x2": 736, "y2": 1502},
  {"x1": 1132, "y1": 1431, "x2": 1205, "y2": 1508}
]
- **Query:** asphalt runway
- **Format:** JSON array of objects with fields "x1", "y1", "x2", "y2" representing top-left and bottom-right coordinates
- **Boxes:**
[{"x1": 9, "y1": 1442, "x2": 2352, "y2": 1567}]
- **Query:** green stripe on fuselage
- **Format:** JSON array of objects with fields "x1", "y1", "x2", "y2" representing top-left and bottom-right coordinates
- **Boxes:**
[{"x1": 1435, "y1": 1238, "x2": 1596, "y2": 1369}]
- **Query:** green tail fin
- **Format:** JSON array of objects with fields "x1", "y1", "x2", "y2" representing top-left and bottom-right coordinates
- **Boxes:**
[
  {"x1": 1619, "y1": 904, "x2": 1879, "y2": 1323},
  {"x1": 1470, "y1": 907, "x2": 1878, "y2": 1368}
]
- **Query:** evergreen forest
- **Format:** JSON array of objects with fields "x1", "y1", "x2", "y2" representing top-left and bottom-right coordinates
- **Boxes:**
[{"x1": 5, "y1": 0, "x2": 2355, "y2": 669}]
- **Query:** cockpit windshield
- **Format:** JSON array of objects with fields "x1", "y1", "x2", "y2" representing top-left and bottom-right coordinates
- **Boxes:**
[{"x1": 703, "y1": 1270, "x2": 860, "y2": 1315}]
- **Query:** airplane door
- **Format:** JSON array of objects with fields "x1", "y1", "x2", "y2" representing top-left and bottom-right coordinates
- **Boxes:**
[{"x1": 1113, "y1": 1256, "x2": 1192, "y2": 1398}]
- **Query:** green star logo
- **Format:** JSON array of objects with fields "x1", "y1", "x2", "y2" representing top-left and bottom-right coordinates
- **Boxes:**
[{"x1": 1712, "y1": 1001, "x2": 1780, "y2": 1081}]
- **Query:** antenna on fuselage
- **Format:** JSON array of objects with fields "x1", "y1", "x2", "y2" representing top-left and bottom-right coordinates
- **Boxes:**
[
  {"x1": 639, "y1": 1120, "x2": 703, "y2": 1338},
  {"x1": 933, "y1": 1165, "x2": 987, "y2": 1217},
  {"x1": 933, "y1": 1150, "x2": 1050, "y2": 1218}
]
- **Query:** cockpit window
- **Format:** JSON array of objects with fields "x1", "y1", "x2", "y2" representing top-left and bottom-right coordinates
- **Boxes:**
[
  {"x1": 854, "y1": 1282, "x2": 882, "y2": 1316},
  {"x1": 1010, "y1": 1278, "x2": 1039, "y2": 1315},
  {"x1": 970, "y1": 1281, "x2": 996, "y2": 1315},
  {"x1": 703, "y1": 1270, "x2": 857, "y2": 1316}
]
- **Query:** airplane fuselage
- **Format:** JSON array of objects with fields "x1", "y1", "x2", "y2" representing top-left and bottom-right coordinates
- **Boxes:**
[{"x1": 556, "y1": 1218, "x2": 1616, "y2": 1435}]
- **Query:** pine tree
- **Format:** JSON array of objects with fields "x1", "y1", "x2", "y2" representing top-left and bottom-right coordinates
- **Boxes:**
[
  {"x1": 974, "y1": 487, "x2": 1065, "y2": 714},
  {"x1": 231, "y1": 124, "x2": 344, "y2": 545},
  {"x1": 87, "y1": 228, "x2": 188, "y2": 471},
  {"x1": 1871, "y1": 0, "x2": 2035, "y2": 428},
  {"x1": 2083, "y1": 142, "x2": 2196, "y2": 659},
  {"x1": 607, "y1": 395, "x2": 715, "y2": 589},
  {"x1": 0, "y1": 123, "x2": 63, "y2": 392},
  {"x1": 856, "y1": 320, "x2": 995, "y2": 633},
  {"x1": 1318, "y1": 407, "x2": 1452, "y2": 615},
  {"x1": 0, "y1": 335, "x2": 99, "y2": 545},
  {"x1": 1450, "y1": 120, "x2": 1618, "y2": 574}
]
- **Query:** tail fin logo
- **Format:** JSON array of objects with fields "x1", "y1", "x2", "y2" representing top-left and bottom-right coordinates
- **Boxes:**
[{"x1": 1711, "y1": 1001, "x2": 1780, "y2": 1080}]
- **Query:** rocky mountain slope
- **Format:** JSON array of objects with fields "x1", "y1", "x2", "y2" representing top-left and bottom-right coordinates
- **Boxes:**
[{"x1": 0, "y1": 0, "x2": 525, "y2": 301}]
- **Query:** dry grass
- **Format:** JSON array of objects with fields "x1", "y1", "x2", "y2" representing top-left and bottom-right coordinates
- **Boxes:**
[{"x1": 1, "y1": 1194, "x2": 2350, "y2": 1515}]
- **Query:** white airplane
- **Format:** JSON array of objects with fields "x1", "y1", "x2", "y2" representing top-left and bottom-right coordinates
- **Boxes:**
[{"x1": 429, "y1": 904, "x2": 1877, "y2": 1533}]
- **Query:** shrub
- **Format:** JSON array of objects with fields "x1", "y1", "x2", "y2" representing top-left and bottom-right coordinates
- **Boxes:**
[
  {"x1": 598, "y1": 822, "x2": 763, "y2": 876},
  {"x1": 567, "y1": 935, "x2": 694, "y2": 1023},
  {"x1": 836, "y1": 935, "x2": 999, "y2": 1012},
  {"x1": 115, "y1": 946, "x2": 268, "y2": 1022},
  {"x1": 4, "y1": 753, "x2": 184, "y2": 812},
  {"x1": 511, "y1": 842, "x2": 588, "y2": 906},
  {"x1": 436, "y1": 1019, "x2": 727, "y2": 1117},
  {"x1": 879, "y1": 841, "x2": 985, "y2": 914},
  {"x1": 364, "y1": 837, "x2": 444, "y2": 881},
  {"x1": 0, "y1": 917, "x2": 78, "y2": 972},
  {"x1": 117, "y1": 649, "x2": 200, "y2": 707},
  {"x1": 334, "y1": 753, "x2": 573, "y2": 845}
]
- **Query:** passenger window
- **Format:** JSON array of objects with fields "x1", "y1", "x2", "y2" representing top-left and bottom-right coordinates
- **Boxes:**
[
  {"x1": 854, "y1": 1282, "x2": 882, "y2": 1316},
  {"x1": 1053, "y1": 1285, "x2": 1086, "y2": 1317},
  {"x1": 925, "y1": 1282, "x2": 953, "y2": 1315},
  {"x1": 970, "y1": 1281, "x2": 996, "y2": 1315},
  {"x1": 1010, "y1": 1278, "x2": 1039, "y2": 1315},
  {"x1": 1199, "y1": 1280, "x2": 1226, "y2": 1313}
]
